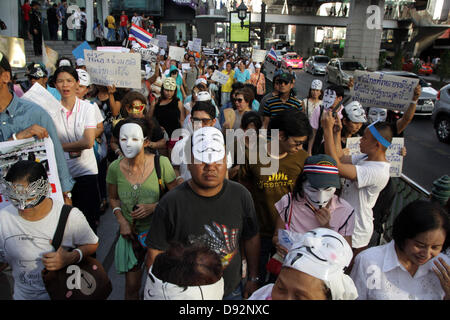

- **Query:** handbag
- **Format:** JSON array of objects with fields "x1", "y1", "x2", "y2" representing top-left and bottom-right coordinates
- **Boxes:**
[{"x1": 41, "y1": 205, "x2": 112, "y2": 300}]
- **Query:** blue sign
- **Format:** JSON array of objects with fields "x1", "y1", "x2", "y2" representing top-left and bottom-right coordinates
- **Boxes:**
[{"x1": 72, "y1": 41, "x2": 92, "y2": 60}]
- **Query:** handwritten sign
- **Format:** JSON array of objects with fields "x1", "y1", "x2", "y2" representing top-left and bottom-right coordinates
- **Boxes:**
[
  {"x1": 156, "y1": 35, "x2": 167, "y2": 48},
  {"x1": 187, "y1": 40, "x2": 194, "y2": 51},
  {"x1": 346, "y1": 137, "x2": 405, "y2": 177},
  {"x1": 132, "y1": 44, "x2": 159, "y2": 63},
  {"x1": 192, "y1": 38, "x2": 202, "y2": 53},
  {"x1": 169, "y1": 46, "x2": 185, "y2": 62},
  {"x1": 149, "y1": 38, "x2": 159, "y2": 47},
  {"x1": 84, "y1": 50, "x2": 141, "y2": 89},
  {"x1": 351, "y1": 71, "x2": 419, "y2": 112},
  {"x1": 96, "y1": 46, "x2": 130, "y2": 53},
  {"x1": 211, "y1": 70, "x2": 229, "y2": 85},
  {"x1": 252, "y1": 49, "x2": 267, "y2": 63}
]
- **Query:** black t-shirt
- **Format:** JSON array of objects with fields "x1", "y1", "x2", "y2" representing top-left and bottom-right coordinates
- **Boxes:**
[{"x1": 145, "y1": 179, "x2": 259, "y2": 297}]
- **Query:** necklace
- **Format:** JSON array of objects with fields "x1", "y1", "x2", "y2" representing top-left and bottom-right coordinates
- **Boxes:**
[{"x1": 128, "y1": 157, "x2": 147, "y2": 190}]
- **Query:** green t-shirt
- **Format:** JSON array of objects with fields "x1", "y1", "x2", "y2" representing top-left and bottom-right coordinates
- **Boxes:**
[{"x1": 106, "y1": 155, "x2": 176, "y2": 233}]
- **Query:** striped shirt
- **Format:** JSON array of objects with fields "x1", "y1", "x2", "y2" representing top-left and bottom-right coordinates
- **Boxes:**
[{"x1": 263, "y1": 95, "x2": 303, "y2": 118}]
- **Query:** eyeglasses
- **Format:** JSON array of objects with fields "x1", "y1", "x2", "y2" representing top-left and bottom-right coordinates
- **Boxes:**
[
  {"x1": 191, "y1": 117, "x2": 213, "y2": 124},
  {"x1": 233, "y1": 98, "x2": 243, "y2": 103},
  {"x1": 275, "y1": 80, "x2": 290, "y2": 85},
  {"x1": 290, "y1": 138, "x2": 308, "y2": 147}
]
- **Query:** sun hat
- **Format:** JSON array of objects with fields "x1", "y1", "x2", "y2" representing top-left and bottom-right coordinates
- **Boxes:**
[
  {"x1": 163, "y1": 77, "x2": 177, "y2": 91},
  {"x1": 302, "y1": 154, "x2": 341, "y2": 189},
  {"x1": 344, "y1": 101, "x2": 367, "y2": 123}
]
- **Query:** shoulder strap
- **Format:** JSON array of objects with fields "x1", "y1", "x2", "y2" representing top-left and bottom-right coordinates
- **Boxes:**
[
  {"x1": 51, "y1": 204, "x2": 72, "y2": 251},
  {"x1": 154, "y1": 150, "x2": 164, "y2": 194}
]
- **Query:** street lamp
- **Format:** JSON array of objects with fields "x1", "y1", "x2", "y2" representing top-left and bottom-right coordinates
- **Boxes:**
[{"x1": 237, "y1": 2, "x2": 248, "y2": 29}]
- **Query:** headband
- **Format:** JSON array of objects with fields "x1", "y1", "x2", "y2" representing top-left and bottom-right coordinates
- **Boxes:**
[
  {"x1": 368, "y1": 120, "x2": 391, "y2": 148},
  {"x1": 303, "y1": 164, "x2": 339, "y2": 175}
]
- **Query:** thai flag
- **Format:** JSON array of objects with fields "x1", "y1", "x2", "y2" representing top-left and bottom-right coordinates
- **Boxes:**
[
  {"x1": 267, "y1": 48, "x2": 278, "y2": 61},
  {"x1": 128, "y1": 24, "x2": 153, "y2": 48}
]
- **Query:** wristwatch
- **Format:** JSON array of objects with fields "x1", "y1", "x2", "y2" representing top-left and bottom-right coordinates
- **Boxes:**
[
  {"x1": 63, "y1": 192, "x2": 72, "y2": 199},
  {"x1": 248, "y1": 276, "x2": 260, "y2": 282}
]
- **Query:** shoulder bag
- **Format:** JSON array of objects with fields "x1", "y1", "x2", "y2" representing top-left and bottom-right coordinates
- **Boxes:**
[{"x1": 41, "y1": 205, "x2": 112, "y2": 300}]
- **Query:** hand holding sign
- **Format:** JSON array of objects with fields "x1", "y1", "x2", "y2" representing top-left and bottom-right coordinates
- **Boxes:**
[{"x1": 169, "y1": 46, "x2": 185, "y2": 62}]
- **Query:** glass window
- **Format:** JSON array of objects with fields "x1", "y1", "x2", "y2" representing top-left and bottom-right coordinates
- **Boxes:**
[{"x1": 341, "y1": 61, "x2": 365, "y2": 71}]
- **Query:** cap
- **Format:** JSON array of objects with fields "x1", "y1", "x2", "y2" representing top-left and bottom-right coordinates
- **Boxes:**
[
  {"x1": 192, "y1": 127, "x2": 225, "y2": 164},
  {"x1": 76, "y1": 69, "x2": 90, "y2": 86},
  {"x1": 58, "y1": 59, "x2": 71, "y2": 67},
  {"x1": 196, "y1": 91, "x2": 211, "y2": 102},
  {"x1": 163, "y1": 77, "x2": 177, "y2": 91},
  {"x1": 195, "y1": 78, "x2": 207, "y2": 87},
  {"x1": 344, "y1": 101, "x2": 367, "y2": 123},
  {"x1": 277, "y1": 73, "x2": 293, "y2": 83},
  {"x1": 255, "y1": 63, "x2": 261, "y2": 69},
  {"x1": 76, "y1": 58, "x2": 85, "y2": 67},
  {"x1": 303, "y1": 154, "x2": 341, "y2": 189},
  {"x1": 311, "y1": 79, "x2": 323, "y2": 90},
  {"x1": 27, "y1": 62, "x2": 48, "y2": 79}
]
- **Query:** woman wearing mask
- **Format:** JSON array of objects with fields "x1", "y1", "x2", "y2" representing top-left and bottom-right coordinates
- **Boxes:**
[
  {"x1": 107, "y1": 118, "x2": 177, "y2": 300},
  {"x1": 149, "y1": 77, "x2": 185, "y2": 156},
  {"x1": 302, "y1": 80, "x2": 323, "y2": 120},
  {"x1": 53, "y1": 66, "x2": 101, "y2": 234},
  {"x1": 0, "y1": 160, "x2": 98, "y2": 300},
  {"x1": 273, "y1": 154, "x2": 355, "y2": 260}
]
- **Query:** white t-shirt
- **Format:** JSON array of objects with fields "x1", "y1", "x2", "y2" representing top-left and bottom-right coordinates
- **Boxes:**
[
  {"x1": 249, "y1": 283, "x2": 273, "y2": 300},
  {"x1": 341, "y1": 154, "x2": 390, "y2": 248},
  {"x1": 54, "y1": 97, "x2": 98, "y2": 178},
  {"x1": 131, "y1": 16, "x2": 142, "y2": 27},
  {"x1": 0, "y1": 201, "x2": 99, "y2": 300},
  {"x1": 351, "y1": 240, "x2": 449, "y2": 300}
]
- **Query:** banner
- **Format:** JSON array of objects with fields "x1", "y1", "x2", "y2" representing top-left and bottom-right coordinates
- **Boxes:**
[
  {"x1": 346, "y1": 137, "x2": 405, "y2": 177},
  {"x1": 169, "y1": 46, "x2": 186, "y2": 62},
  {"x1": 0, "y1": 137, "x2": 64, "y2": 210},
  {"x1": 229, "y1": 12, "x2": 250, "y2": 43},
  {"x1": 211, "y1": 70, "x2": 229, "y2": 85},
  {"x1": 84, "y1": 50, "x2": 141, "y2": 89},
  {"x1": 252, "y1": 49, "x2": 267, "y2": 63},
  {"x1": 351, "y1": 71, "x2": 419, "y2": 112},
  {"x1": 0, "y1": 35, "x2": 26, "y2": 68}
]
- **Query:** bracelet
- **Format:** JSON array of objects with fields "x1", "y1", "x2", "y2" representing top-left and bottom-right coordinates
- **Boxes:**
[
  {"x1": 12, "y1": 133, "x2": 17, "y2": 141},
  {"x1": 411, "y1": 100, "x2": 418, "y2": 104},
  {"x1": 112, "y1": 207, "x2": 122, "y2": 215},
  {"x1": 74, "y1": 248, "x2": 83, "y2": 263},
  {"x1": 175, "y1": 176, "x2": 183, "y2": 181}
]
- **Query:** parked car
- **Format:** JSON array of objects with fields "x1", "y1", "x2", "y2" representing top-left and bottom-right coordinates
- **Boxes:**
[
  {"x1": 376, "y1": 71, "x2": 438, "y2": 116},
  {"x1": 305, "y1": 55, "x2": 330, "y2": 75},
  {"x1": 326, "y1": 58, "x2": 366, "y2": 87},
  {"x1": 431, "y1": 83, "x2": 450, "y2": 143},
  {"x1": 281, "y1": 52, "x2": 303, "y2": 69}
]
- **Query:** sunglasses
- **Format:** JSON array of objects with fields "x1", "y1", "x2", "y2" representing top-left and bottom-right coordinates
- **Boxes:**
[
  {"x1": 233, "y1": 98, "x2": 244, "y2": 103},
  {"x1": 290, "y1": 138, "x2": 308, "y2": 147},
  {"x1": 191, "y1": 117, "x2": 213, "y2": 124},
  {"x1": 275, "y1": 80, "x2": 290, "y2": 85}
]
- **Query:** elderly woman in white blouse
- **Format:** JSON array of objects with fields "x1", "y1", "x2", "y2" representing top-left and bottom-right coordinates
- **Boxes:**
[{"x1": 351, "y1": 200, "x2": 450, "y2": 300}]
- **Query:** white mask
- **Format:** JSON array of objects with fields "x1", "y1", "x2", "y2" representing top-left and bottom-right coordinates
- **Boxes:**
[
  {"x1": 119, "y1": 123, "x2": 145, "y2": 159},
  {"x1": 322, "y1": 89, "x2": 337, "y2": 109},
  {"x1": 368, "y1": 107, "x2": 387, "y2": 123},
  {"x1": 303, "y1": 180, "x2": 336, "y2": 209}
]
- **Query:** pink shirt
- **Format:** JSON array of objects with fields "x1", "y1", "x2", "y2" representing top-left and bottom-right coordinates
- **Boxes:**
[{"x1": 274, "y1": 193, "x2": 355, "y2": 237}]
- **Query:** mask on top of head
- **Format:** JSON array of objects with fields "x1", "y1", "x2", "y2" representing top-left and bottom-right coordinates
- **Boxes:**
[
  {"x1": 0, "y1": 177, "x2": 49, "y2": 210},
  {"x1": 368, "y1": 107, "x2": 387, "y2": 123},
  {"x1": 119, "y1": 123, "x2": 145, "y2": 159},
  {"x1": 303, "y1": 180, "x2": 336, "y2": 209}
]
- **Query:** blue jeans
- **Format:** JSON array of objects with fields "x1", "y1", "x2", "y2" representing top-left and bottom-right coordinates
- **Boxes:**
[
  {"x1": 119, "y1": 26, "x2": 128, "y2": 41},
  {"x1": 223, "y1": 281, "x2": 243, "y2": 300},
  {"x1": 107, "y1": 28, "x2": 115, "y2": 42}
]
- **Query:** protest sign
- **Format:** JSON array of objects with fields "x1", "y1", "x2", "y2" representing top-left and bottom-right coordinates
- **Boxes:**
[
  {"x1": 156, "y1": 35, "x2": 167, "y2": 48},
  {"x1": 22, "y1": 83, "x2": 61, "y2": 118},
  {"x1": 0, "y1": 35, "x2": 26, "y2": 68},
  {"x1": 187, "y1": 40, "x2": 194, "y2": 51},
  {"x1": 252, "y1": 49, "x2": 267, "y2": 63},
  {"x1": 351, "y1": 71, "x2": 419, "y2": 112},
  {"x1": 84, "y1": 50, "x2": 141, "y2": 89},
  {"x1": 43, "y1": 42, "x2": 58, "y2": 74},
  {"x1": 132, "y1": 44, "x2": 159, "y2": 63},
  {"x1": 192, "y1": 38, "x2": 202, "y2": 53},
  {"x1": 0, "y1": 137, "x2": 64, "y2": 210},
  {"x1": 149, "y1": 38, "x2": 159, "y2": 47},
  {"x1": 169, "y1": 46, "x2": 186, "y2": 62},
  {"x1": 211, "y1": 70, "x2": 229, "y2": 85},
  {"x1": 346, "y1": 137, "x2": 405, "y2": 177},
  {"x1": 72, "y1": 41, "x2": 92, "y2": 60},
  {"x1": 181, "y1": 63, "x2": 191, "y2": 72},
  {"x1": 97, "y1": 46, "x2": 130, "y2": 53}
]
